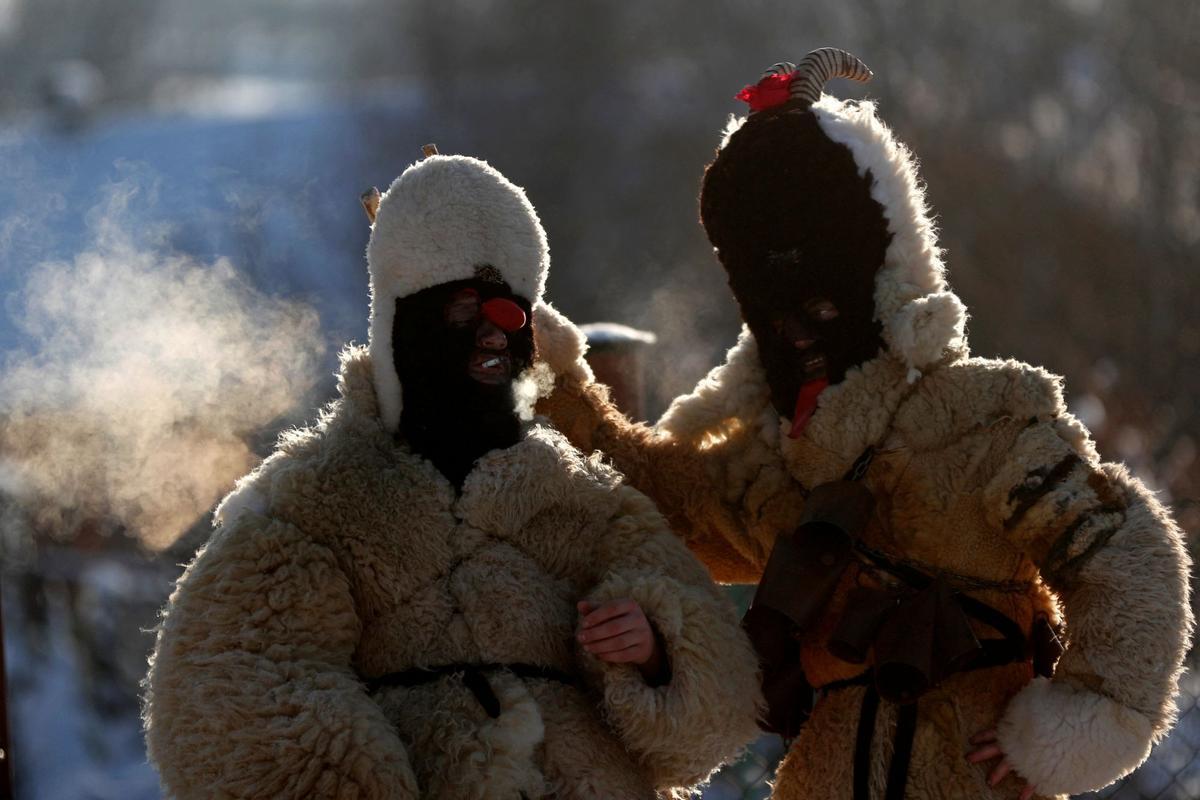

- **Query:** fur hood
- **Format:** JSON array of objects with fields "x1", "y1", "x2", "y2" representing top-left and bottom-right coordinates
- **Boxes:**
[
  {"x1": 367, "y1": 154, "x2": 550, "y2": 433},
  {"x1": 656, "y1": 92, "x2": 975, "y2": 464},
  {"x1": 719, "y1": 93, "x2": 968, "y2": 382}
]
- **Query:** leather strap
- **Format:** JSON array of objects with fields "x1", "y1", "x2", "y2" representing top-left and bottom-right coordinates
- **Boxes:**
[
  {"x1": 853, "y1": 684, "x2": 881, "y2": 800},
  {"x1": 850, "y1": 683, "x2": 919, "y2": 800},
  {"x1": 886, "y1": 702, "x2": 918, "y2": 800},
  {"x1": 365, "y1": 662, "x2": 580, "y2": 719}
]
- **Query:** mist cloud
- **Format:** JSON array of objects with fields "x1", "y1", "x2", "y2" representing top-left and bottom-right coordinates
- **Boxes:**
[{"x1": 0, "y1": 177, "x2": 325, "y2": 550}]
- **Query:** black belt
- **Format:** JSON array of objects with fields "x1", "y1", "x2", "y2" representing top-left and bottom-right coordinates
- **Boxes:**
[{"x1": 364, "y1": 662, "x2": 579, "y2": 719}]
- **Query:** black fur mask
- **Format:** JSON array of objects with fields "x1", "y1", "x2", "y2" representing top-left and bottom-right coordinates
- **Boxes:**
[
  {"x1": 392, "y1": 278, "x2": 534, "y2": 488},
  {"x1": 700, "y1": 108, "x2": 892, "y2": 417}
]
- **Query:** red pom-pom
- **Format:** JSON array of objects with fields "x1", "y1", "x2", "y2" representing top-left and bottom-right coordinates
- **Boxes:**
[
  {"x1": 481, "y1": 297, "x2": 528, "y2": 332},
  {"x1": 735, "y1": 73, "x2": 793, "y2": 112}
]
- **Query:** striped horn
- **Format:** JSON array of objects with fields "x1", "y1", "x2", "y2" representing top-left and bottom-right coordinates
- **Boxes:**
[
  {"x1": 760, "y1": 61, "x2": 797, "y2": 80},
  {"x1": 788, "y1": 48, "x2": 872, "y2": 106}
]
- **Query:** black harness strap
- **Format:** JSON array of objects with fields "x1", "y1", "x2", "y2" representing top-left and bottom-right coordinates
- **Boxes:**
[
  {"x1": 886, "y1": 702, "x2": 918, "y2": 800},
  {"x1": 365, "y1": 662, "x2": 580, "y2": 719},
  {"x1": 853, "y1": 684, "x2": 880, "y2": 800}
]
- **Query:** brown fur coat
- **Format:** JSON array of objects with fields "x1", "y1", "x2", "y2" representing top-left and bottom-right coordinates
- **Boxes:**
[
  {"x1": 142, "y1": 345, "x2": 761, "y2": 800},
  {"x1": 536, "y1": 320, "x2": 1192, "y2": 800}
]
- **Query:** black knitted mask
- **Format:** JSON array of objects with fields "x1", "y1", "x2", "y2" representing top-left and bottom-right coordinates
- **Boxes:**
[
  {"x1": 700, "y1": 107, "x2": 892, "y2": 419},
  {"x1": 391, "y1": 277, "x2": 534, "y2": 487}
]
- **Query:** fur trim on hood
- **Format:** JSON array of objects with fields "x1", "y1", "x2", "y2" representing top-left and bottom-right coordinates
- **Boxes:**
[
  {"x1": 366, "y1": 154, "x2": 550, "y2": 432},
  {"x1": 719, "y1": 94, "x2": 968, "y2": 380}
]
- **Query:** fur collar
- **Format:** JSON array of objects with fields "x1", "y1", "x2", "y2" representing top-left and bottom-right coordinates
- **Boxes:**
[
  {"x1": 216, "y1": 345, "x2": 609, "y2": 527},
  {"x1": 659, "y1": 327, "x2": 1071, "y2": 489}
]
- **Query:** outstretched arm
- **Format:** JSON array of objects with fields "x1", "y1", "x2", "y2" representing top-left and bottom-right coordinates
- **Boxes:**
[
  {"x1": 974, "y1": 416, "x2": 1192, "y2": 797},
  {"x1": 143, "y1": 513, "x2": 418, "y2": 800},
  {"x1": 535, "y1": 302, "x2": 800, "y2": 581}
]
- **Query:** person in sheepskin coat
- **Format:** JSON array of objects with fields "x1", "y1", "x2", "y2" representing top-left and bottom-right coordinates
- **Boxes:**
[
  {"x1": 141, "y1": 151, "x2": 761, "y2": 800},
  {"x1": 534, "y1": 50, "x2": 1193, "y2": 800}
]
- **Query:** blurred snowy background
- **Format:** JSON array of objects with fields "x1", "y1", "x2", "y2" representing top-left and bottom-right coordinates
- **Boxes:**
[{"x1": 0, "y1": 1, "x2": 1197, "y2": 798}]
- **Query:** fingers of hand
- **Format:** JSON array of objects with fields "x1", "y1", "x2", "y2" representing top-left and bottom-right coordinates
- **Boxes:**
[
  {"x1": 578, "y1": 611, "x2": 647, "y2": 642},
  {"x1": 988, "y1": 759, "x2": 1013, "y2": 787},
  {"x1": 969, "y1": 729, "x2": 998, "y2": 746},
  {"x1": 966, "y1": 729, "x2": 1032, "y2": 794},
  {"x1": 966, "y1": 743, "x2": 1004, "y2": 764},
  {"x1": 579, "y1": 598, "x2": 639, "y2": 629},
  {"x1": 592, "y1": 642, "x2": 652, "y2": 663},
  {"x1": 581, "y1": 624, "x2": 651, "y2": 653}
]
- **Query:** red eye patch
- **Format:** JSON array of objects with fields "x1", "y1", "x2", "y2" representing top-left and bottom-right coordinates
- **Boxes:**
[{"x1": 480, "y1": 297, "x2": 528, "y2": 332}]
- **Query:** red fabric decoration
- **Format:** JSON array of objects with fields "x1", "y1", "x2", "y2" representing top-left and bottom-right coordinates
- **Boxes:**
[
  {"x1": 787, "y1": 377, "x2": 830, "y2": 439},
  {"x1": 481, "y1": 297, "x2": 528, "y2": 332},
  {"x1": 735, "y1": 73, "x2": 793, "y2": 112}
]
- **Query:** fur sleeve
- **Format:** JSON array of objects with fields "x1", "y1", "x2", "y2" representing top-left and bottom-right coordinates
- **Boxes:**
[
  {"x1": 982, "y1": 418, "x2": 1193, "y2": 796},
  {"x1": 540, "y1": 378, "x2": 780, "y2": 581},
  {"x1": 575, "y1": 486, "x2": 763, "y2": 795},
  {"x1": 142, "y1": 513, "x2": 419, "y2": 800},
  {"x1": 534, "y1": 301, "x2": 788, "y2": 582}
]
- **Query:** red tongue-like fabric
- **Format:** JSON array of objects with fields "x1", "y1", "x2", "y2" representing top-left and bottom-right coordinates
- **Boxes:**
[{"x1": 788, "y1": 377, "x2": 830, "y2": 439}]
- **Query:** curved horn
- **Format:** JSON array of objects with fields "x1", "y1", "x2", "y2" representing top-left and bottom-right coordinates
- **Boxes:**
[
  {"x1": 788, "y1": 48, "x2": 872, "y2": 106},
  {"x1": 760, "y1": 61, "x2": 797, "y2": 80}
]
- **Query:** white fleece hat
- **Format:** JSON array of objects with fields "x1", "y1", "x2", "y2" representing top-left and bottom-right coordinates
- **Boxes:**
[
  {"x1": 366, "y1": 154, "x2": 549, "y2": 432},
  {"x1": 720, "y1": 49, "x2": 968, "y2": 381}
]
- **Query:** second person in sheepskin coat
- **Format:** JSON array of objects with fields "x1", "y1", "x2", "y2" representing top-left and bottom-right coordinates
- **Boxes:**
[
  {"x1": 535, "y1": 51, "x2": 1192, "y2": 800},
  {"x1": 142, "y1": 152, "x2": 762, "y2": 800}
]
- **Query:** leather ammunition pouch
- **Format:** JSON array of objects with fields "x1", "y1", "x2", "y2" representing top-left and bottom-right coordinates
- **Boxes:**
[
  {"x1": 749, "y1": 479, "x2": 875, "y2": 632},
  {"x1": 751, "y1": 521, "x2": 854, "y2": 632},
  {"x1": 827, "y1": 585, "x2": 896, "y2": 665},
  {"x1": 744, "y1": 479, "x2": 875, "y2": 735},
  {"x1": 871, "y1": 580, "x2": 983, "y2": 704},
  {"x1": 743, "y1": 603, "x2": 813, "y2": 738}
]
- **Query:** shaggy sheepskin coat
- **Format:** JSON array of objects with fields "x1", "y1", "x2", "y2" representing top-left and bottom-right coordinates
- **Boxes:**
[
  {"x1": 538, "y1": 325, "x2": 1193, "y2": 800},
  {"x1": 533, "y1": 90, "x2": 1192, "y2": 799},
  {"x1": 143, "y1": 346, "x2": 761, "y2": 800}
]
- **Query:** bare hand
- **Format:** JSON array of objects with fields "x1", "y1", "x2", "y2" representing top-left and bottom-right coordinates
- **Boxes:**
[
  {"x1": 966, "y1": 729, "x2": 1037, "y2": 800},
  {"x1": 577, "y1": 599, "x2": 666, "y2": 683}
]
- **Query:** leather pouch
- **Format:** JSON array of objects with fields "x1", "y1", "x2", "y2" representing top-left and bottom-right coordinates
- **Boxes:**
[
  {"x1": 752, "y1": 521, "x2": 854, "y2": 631},
  {"x1": 743, "y1": 604, "x2": 813, "y2": 737},
  {"x1": 932, "y1": 581, "x2": 982, "y2": 676},
  {"x1": 828, "y1": 585, "x2": 897, "y2": 664},
  {"x1": 873, "y1": 584, "x2": 938, "y2": 704},
  {"x1": 750, "y1": 478, "x2": 876, "y2": 631}
]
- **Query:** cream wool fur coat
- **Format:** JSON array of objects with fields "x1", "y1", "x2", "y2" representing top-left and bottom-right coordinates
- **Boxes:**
[
  {"x1": 537, "y1": 321, "x2": 1193, "y2": 800},
  {"x1": 535, "y1": 88, "x2": 1191, "y2": 800},
  {"x1": 142, "y1": 346, "x2": 761, "y2": 800}
]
